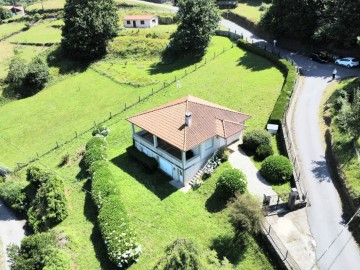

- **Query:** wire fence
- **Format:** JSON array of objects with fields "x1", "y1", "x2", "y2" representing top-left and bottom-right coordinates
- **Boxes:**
[{"x1": 12, "y1": 44, "x2": 235, "y2": 172}]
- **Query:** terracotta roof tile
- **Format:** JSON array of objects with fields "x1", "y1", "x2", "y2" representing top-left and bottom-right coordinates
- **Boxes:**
[
  {"x1": 123, "y1": 15, "x2": 157, "y2": 20},
  {"x1": 127, "y1": 96, "x2": 251, "y2": 151}
]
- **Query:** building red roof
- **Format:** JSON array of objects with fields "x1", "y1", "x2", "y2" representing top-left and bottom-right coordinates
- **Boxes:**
[
  {"x1": 123, "y1": 15, "x2": 157, "y2": 20},
  {"x1": 127, "y1": 96, "x2": 251, "y2": 151}
]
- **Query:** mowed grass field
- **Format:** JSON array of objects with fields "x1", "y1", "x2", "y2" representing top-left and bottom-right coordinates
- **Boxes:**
[
  {"x1": 7, "y1": 20, "x2": 63, "y2": 44},
  {"x1": 231, "y1": 0, "x2": 270, "y2": 23},
  {"x1": 0, "y1": 22, "x2": 26, "y2": 39},
  {"x1": 26, "y1": 0, "x2": 66, "y2": 11},
  {"x1": 0, "y1": 36, "x2": 283, "y2": 169}
]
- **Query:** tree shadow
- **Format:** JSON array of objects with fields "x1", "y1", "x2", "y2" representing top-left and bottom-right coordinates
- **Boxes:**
[
  {"x1": 237, "y1": 51, "x2": 274, "y2": 71},
  {"x1": 75, "y1": 158, "x2": 87, "y2": 180},
  {"x1": 311, "y1": 159, "x2": 331, "y2": 183},
  {"x1": 82, "y1": 179, "x2": 117, "y2": 270},
  {"x1": 46, "y1": 46, "x2": 92, "y2": 75},
  {"x1": 240, "y1": 0, "x2": 264, "y2": 7},
  {"x1": 210, "y1": 233, "x2": 248, "y2": 264},
  {"x1": 148, "y1": 49, "x2": 202, "y2": 75},
  {"x1": 110, "y1": 152, "x2": 177, "y2": 200},
  {"x1": 205, "y1": 189, "x2": 228, "y2": 213}
]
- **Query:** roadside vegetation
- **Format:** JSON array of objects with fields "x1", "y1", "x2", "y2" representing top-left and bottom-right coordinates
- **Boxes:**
[{"x1": 323, "y1": 78, "x2": 360, "y2": 197}]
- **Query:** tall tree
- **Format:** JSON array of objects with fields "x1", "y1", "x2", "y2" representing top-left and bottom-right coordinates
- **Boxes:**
[
  {"x1": 170, "y1": 0, "x2": 220, "y2": 56},
  {"x1": 260, "y1": 0, "x2": 320, "y2": 41},
  {"x1": 313, "y1": 0, "x2": 360, "y2": 48},
  {"x1": 61, "y1": 0, "x2": 118, "y2": 60}
]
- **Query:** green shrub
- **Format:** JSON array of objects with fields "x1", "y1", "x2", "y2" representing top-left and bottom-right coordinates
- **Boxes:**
[
  {"x1": 86, "y1": 136, "x2": 107, "y2": 151},
  {"x1": 260, "y1": 155, "x2": 293, "y2": 184},
  {"x1": 126, "y1": 146, "x2": 158, "y2": 172},
  {"x1": 92, "y1": 124, "x2": 110, "y2": 137},
  {"x1": 0, "y1": 7, "x2": 12, "y2": 20},
  {"x1": 243, "y1": 129, "x2": 271, "y2": 151},
  {"x1": 88, "y1": 160, "x2": 109, "y2": 176},
  {"x1": 98, "y1": 196, "x2": 141, "y2": 268},
  {"x1": 255, "y1": 144, "x2": 274, "y2": 161},
  {"x1": 27, "y1": 172, "x2": 68, "y2": 233},
  {"x1": 229, "y1": 193, "x2": 264, "y2": 235},
  {"x1": 7, "y1": 231, "x2": 70, "y2": 270},
  {"x1": 0, "y1": 181, "x2": 27, "y2": 213},
  {"x1": 58, "y1": 153, "x2": 70, "y2": 167},
  {"x1": 216, "y1": 147, "x2": 230, "y2": 162},
  {"x1": 216, "y1": 169, "x2": 247, "y2": 199},
  {"x1": 83, "y1": 147, "x2": 108, "y2": 168},
  {"x1": 22, "y1": 56, "x2": 50, "y2": 96},
  {"x1": 5, "y1": 57, "x2": 28, "y2": 84},
  {"x1": 91, "y1": 165, "x2": 117, "y2": 207}
]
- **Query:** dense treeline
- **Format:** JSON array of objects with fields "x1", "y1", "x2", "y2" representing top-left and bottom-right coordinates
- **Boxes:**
[{"x1": 260, "y1": 0, "x2": 360, "y2": 49}]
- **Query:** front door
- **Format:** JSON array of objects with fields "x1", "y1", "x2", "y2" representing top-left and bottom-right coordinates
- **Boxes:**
[
  {"x1": 178, "y1": 169, "x2": 183, "y2": 183},
  {"x1": 133, "y1": 20, "x2": 136, "y2": 27}
]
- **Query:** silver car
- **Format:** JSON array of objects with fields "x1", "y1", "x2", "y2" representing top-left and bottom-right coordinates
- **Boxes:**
[{"x1": 335, "y1": 57, "x2": 359, "y2": 68}]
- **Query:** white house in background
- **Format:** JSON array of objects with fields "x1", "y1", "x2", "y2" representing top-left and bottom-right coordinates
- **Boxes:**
[
  {"x1": 123, "y1": 15, "x2": 159, "y2": 28},
  {"x1": 2, "y1": 6, "x2": 25, "y2": 16},
  {"x1": 127, "y1": 96, "x2": 251, "y2": 186}
]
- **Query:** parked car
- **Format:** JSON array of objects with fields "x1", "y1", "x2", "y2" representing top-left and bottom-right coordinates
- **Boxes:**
[
  {"x1": 310, "y1": 52, "x2": 329, "y2": 63},
  {"x1": 335, "y1": 57, "x2": 359, "y2": 68}
]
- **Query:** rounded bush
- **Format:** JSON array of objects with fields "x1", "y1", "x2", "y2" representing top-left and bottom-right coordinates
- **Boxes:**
[
  {"x1": 91, "y1": 166, "x2": 117, "y2": 207},
  {"x1": 83, "y1": 147, "x2": 107, "y2": 168},
  {"x1": 255, "y1": 144, "x2": 274, "y2": 161},
  {"x1": 260, "y1": 155, "x2": 293, "y2": 184},
  {"x1": 243, "y1": 129, "x2": 271, "y2": 151},
  {"x1": 86, "y1": 136, "x2": 107, "y2": 151},
  {"x1": 216, "y1": 169, "x2": 247, "y2": 199},
  {"x1": 92, "y1": 124, "x2": 110, "y2": 137}
]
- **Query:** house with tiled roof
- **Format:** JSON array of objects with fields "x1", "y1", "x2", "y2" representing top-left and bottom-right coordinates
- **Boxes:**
[
  {"x1": 123, "y1": 15, "x2": 158, "y2": 28},
  {"x1": 127, "y1": 96, "x2": 250, "y2": 186}
]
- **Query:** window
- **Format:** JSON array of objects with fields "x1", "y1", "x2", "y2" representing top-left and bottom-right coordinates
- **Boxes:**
[
  {"x1": 205, "y1": 138, "x2": 214, "y2": 150},
  {"x1": 140, "y1": 20, "x2": 145, "y2": 25},
  {"x1": 152, "y1": 19, "x2": 156, "y2": 23},
  {"x1": 127, "y1": 20, "x2": 130, "y2": 24}
]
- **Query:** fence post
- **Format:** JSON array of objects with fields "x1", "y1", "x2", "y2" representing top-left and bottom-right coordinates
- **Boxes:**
[
  {"x1": 75, "y1": 131, "x2": 77, "y2": 138},
  {"x1": 56, "y1": 141, "x2": 59, "y2": 148},
  {"x1": 152, "y1": 88, "x2": 154, "y2": 95},
  {"x1": 268, "y1": 225, "x2": 271, "y2": 234},
  {"x1": 138, "y1": 96, "x2": 141, "y2": 103},
  {"x1": 125, "y1": 103, "x2": 127, "y2": 110},
  {"x1": 109, "y1": 112, "x2": 112, "y2": 119},
  {"x1": 94, "y1": 120, "x2": 96, "y2": 127},
  {"x1": 284, "y1": 250, "x2": 288, "y2": 261},
  {"x1": 36, "y1": 152, "x2": 39, "y2": 158}
]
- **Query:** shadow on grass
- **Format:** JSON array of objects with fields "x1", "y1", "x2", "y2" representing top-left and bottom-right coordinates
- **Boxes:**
[
  {"x1": 47, "y1": 46, "x2": 92, "y2": 75},
  {"x1": 76, "y1": 158, "x2": 87, "y2": 180},
  {"x1": 205, "y1": 189, "x2": 227, "y2": 213},
  {"x1": 237, "y1": 51, "x2": 273, "y2": 71},
  {"x1": 210, "y1": 233, "x2": 248, "y2": 264},
  {"x1": 149, "y1": 50, "x2": 202, "y2": 75},
  {"x1": 110, "y1": 152, "x2": 177, "y2": 200},
  {"x1": 82, "y1": 179, "x2": 117, "y2": 270},
  {"x1": 240, "y1": 0, "x2": 263, "y2": 7}
]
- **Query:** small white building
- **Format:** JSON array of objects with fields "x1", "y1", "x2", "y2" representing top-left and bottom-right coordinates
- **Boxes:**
[
  {"x1": 123, "y1": 15, "x2": 159, "y2": 28},
  {"x1": 127, "y1": 96, "x2": 251, "y2": 187}
]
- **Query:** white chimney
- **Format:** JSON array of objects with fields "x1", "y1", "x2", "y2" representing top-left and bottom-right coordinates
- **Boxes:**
[{"x1": 185, "y1": 112, "x2": 192, "y2": 127}]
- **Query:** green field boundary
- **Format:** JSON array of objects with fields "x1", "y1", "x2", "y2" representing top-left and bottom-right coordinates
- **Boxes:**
[{"x1": 11, "y1": 43, "x2": 235, "y2": 172}]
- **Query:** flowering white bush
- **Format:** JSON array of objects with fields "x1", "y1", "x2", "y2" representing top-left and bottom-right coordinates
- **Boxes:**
[{"x1": 98, "y1": 196, "x2": 142, "y2": 267}]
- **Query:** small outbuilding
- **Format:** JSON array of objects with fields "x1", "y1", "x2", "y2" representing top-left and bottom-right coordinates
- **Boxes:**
[
  {"x1": 123, "y1": 15, "x2": 159, "y2": 28},
  {"x1": 2, "y1": 6, "x2": 25, "y2": 16}
]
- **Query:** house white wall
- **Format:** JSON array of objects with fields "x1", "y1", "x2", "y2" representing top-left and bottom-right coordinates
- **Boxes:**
[
  {"x1": 132, "y1": 129, "x2": 245, "y2": 186},
  {"x1": 123, "y1": 17, "x2": 158, "y2": 28}
]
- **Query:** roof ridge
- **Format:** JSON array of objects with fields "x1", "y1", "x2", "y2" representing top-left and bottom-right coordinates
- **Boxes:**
[
  {"x1": 126, "y1": 96, "x2": 187, "y2": 120},
  {"x1": 183, "y1": 99, "x2": 189, "y2": 151}
]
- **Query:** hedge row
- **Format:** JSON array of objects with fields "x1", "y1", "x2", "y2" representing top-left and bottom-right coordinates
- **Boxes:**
[
  {"x1": 236, "y1": 39, "x2": 298, "y2": 124},
  {"x1": 84, "y1": 134, "x2": 141, "y2": 267},
  {"x1": 126, "y1": 146, "x2": 158, "y2": 172}
]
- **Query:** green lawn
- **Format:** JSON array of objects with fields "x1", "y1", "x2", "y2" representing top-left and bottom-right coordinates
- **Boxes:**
[
  {"x1": 0, "y1": 36, "x2": 283, "y2": 169},
  {"x1": 0, "y1": 35, "x2": 283, "y2": 268},
  {"x1": 0, "y1": 22, "x2": 26, "y2": 39},
  {"x1": 26, "y1": 0, "x2": 66, "y2": 11},
  {"x1": 7, "y1": 20, "x2": 63, "y2": 44},
  {"x1": 231, "y1": 0, "x2": 270, "y2": 23}
]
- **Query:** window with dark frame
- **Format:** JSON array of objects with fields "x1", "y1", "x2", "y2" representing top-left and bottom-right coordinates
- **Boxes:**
[
  {"x1": 140, "y1": 20, "x2": 145, "y2": 25},
  {"x1": 127, "y1": 20, "x2": 130, "y2": 24}
]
